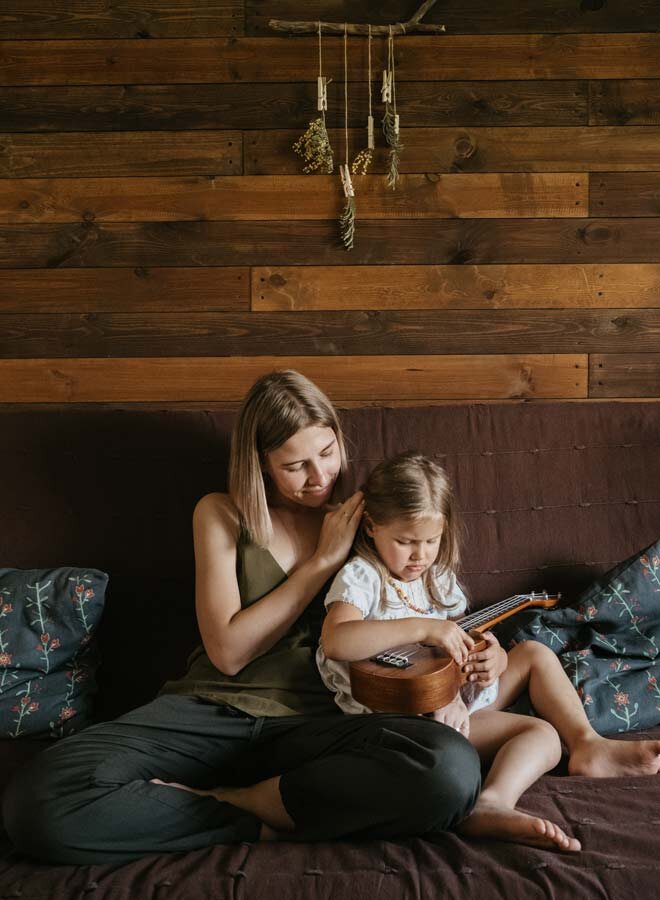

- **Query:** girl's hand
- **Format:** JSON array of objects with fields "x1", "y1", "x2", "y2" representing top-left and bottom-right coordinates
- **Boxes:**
[
  {"x1": 431, "y1": 694, "x2": 470, "y2": 738},
  {"x1": 424, "y1": 620, "x2": 474, "y2": 666},
  {"x1": 462, "y1": 631, "x2": 507, "y2": 687},
  {"x1": 314, "y1": 491, "x2": 365, "y2": 572}
]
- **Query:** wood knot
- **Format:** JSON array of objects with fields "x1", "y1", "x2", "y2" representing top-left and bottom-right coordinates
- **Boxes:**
[
  {"x1": 454, "y1": 136, "x2": 476, "y2": 159},
  {"x1": 269, "y1": 273, "x2": 286, "y2": 287},
  {"x1": 578, "y1": 223, "x2": 612, "y2": 244}
]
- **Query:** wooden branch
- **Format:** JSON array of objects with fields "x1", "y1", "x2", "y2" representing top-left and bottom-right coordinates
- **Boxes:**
[{"x1": 268, "y1": 0, "x2": 445, "y2": 35}]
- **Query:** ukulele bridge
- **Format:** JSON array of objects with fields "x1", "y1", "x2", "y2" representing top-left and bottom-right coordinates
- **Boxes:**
[{"x1": 371, "y1": 651, "x2": 412, "y2": 668}]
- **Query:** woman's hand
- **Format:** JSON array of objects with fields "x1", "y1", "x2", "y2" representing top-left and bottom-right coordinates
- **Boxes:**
[
  {"x1": 462, "y1": 631, "x2": 507, "y2": 687},
  {"x1": 431, "y1": 694, "x2": 470, "y2": 738},
  {"x1": 423, "y1": 619, "x2": 474, "y2": 666},
  {"x1": 314, "y1": 491, "x2": 365, "y2": 573}
]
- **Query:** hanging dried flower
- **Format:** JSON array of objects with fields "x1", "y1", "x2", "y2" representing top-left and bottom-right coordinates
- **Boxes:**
[
  {"x1": 293, "y1": 118, "x2": 334, "y2": 174},
  {"x1": 340, "y1": 164, "x2": 356, "y2": 250},
  {"x1": 351, "y1": 26, "x2": 374, "y2": 177},
  {"x1": 351, "y1": 147, "x2": 373, "y2": 176},
  {"x1": 382, "y1": 104, "x2": 403, "y2": 189},
  {"x1": 339, "y1": 26, "x2": 356, "y2": 250},
  {"x1": 382, "y1": 27, "x2": 403, "y2": 189}
]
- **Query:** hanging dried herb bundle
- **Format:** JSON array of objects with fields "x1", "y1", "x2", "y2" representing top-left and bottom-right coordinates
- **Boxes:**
[
  {"x1": 382, "y1": 104, "x2": 403, "y2": 189},
  {"x1": 340, "y1": 165, "x2": 356, "y2": 249},
  {"x1": 293, "y1": 24, "x2": 334, "y2": 174},
  {"x1": 351, "y1": 25, "x2": 374, "y2": 177},
  {"x1": 351, "y1": 146, "x2": 373, "y2": 176},
  {"x1": 381, "y1": 27, "x2": 403, "y2": 190},
  {"x1": 293, "y1": 118, "x2": 334, "y2": 173},
  {"x1": 339, "y1": 25, "x2": 356, "y2": 250}
]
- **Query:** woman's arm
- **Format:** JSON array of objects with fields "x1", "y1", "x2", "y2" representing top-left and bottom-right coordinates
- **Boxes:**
[
  {"x1": 195, "y1": 491, "x2": 363, "y2": 675},
  {"x1": 321, "y1": 600, "x2": 474, "y2": 664}
]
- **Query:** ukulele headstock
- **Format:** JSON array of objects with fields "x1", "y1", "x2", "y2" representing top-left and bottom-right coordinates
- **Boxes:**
[{"x1": 527, "y1": 591, "x2": 561, "y2": 609}]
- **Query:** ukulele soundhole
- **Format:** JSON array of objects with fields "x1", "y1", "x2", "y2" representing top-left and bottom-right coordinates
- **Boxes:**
[{"x1": 372, "y1": 651, "x2": 412, "y2": 669}]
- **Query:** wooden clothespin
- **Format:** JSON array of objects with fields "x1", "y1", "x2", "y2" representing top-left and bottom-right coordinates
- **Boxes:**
[
  {"x1": 317, "y1": 75, "x2": 329, "y2": 111},
  {"x1": 381, "y1": 69, "x2": 392, "y2": 103},
  {"x1": 340, "y1": 164, "x2": 355, "y2": 198}
]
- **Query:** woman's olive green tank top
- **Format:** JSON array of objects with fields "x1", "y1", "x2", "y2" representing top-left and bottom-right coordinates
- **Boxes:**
[{"x1": 159, "y1": 533, "x2": 339, "y2": 718}]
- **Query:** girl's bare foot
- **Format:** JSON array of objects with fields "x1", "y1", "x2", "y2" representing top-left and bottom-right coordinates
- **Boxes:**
[
  {"x1": 458, "y1": 799, "x2": 581, "y2": 852},
  {"x1": 568, "y1": 735, "x2": 660, "y2": 778}
]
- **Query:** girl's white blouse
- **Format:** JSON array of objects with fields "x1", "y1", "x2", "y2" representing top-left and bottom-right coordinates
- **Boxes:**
[{"x1": 316, "y1": 556, "x2": 499, "y2": 715}]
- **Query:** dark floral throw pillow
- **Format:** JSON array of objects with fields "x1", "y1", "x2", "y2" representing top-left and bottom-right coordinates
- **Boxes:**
[
  {"x1": 0, "y1": 568, "x2": 107, "y2": 740},
  {"x1": 495, "y1": 538, "x2": 660, "y2": 735}
]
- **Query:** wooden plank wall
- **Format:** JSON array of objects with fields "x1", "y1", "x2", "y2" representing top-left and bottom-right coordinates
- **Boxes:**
[{"x1": 2, "y1": 0, "x2": 660, "y2": 405}]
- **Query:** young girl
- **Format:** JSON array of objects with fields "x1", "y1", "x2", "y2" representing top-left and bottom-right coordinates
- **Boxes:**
[{"x1": 317, "y1": 451, "x2": 581, "y2": 852}]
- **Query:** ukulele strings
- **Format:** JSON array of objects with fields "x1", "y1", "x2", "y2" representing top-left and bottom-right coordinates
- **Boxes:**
[
  {"x1": 458, "y1": 592, "x2": 544, "y2": 631},
  {"x1": 377, "y1": 592, "x2": 549, "y2": 663}
]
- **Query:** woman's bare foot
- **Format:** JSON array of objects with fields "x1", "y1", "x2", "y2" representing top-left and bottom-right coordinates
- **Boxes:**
[
  {"x1": 568, "y1": 735, "x2": 660, "y2": 778},
  {"x1": 458, "y1": 799, "x2": 581, "y2": 852},
  {"x1": 150, "y1": 778, "x2": 226, "y2": 800},
  {"x1": 150, "y1": 778, "x2": 290, "y2": 839}
]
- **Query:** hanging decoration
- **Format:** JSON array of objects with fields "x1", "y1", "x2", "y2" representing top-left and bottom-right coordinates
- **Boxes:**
[
  {"x1": 269, "y1": 1, "x2": 444, "y2": 35},
  {"x1": 292, "y1": 22, "x2": 334, "y2": 174},
  {"x1": 382, "y1": 25, "x2": 404, "y2": 190},
  {"x1": 339, "y1": 24, "x2": 356, "y2": 250},
  {"x1": 351, "y1": 24, "x2": 374, "y2": 177}
]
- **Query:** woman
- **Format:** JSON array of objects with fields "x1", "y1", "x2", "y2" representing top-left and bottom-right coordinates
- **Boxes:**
[{"x1": 2, "y1": 370, "x2": 481, "y2": 865}]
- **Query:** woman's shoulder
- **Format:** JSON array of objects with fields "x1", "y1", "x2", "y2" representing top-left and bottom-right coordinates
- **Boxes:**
[{"x1": 193, "y1": 492, "x2": 242, "y2": 544}]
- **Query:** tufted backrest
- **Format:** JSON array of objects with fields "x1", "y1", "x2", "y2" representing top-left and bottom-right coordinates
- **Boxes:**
[{"x1": 1, "y1": 402, "x2": 658, "y2": 720}]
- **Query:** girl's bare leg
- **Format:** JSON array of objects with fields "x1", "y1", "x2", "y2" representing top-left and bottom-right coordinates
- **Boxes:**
[
  {"x1": 457, "y1": 709, "x2": 580, "y2": 852},
  {"x1": 150, "y1": 776, "x2": 295, "y2": 840},
  {"x1": 497, "y1": 641, "x2": 660, "y2": 777}
]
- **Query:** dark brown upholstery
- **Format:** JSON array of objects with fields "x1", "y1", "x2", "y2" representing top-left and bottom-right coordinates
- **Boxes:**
[{"x1": 1, "y1": 402, "x2": 660, "y2": 898}]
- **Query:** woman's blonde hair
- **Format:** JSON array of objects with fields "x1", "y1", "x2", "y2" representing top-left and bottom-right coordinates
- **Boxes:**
[
  {"x1": 229, "y1": 370, "x2": 347, "y2": 546},
  {"x1": 354, "y1": 451, "x2": 462, "y2": 611}
]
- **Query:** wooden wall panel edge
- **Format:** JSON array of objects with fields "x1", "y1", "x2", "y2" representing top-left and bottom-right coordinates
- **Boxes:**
[
  {"x1": 251, "y1": 263, "x2": 660, "y2": 311},
  {"x1": 0, "y1": 355, "x2": 587, "y2": 402}
]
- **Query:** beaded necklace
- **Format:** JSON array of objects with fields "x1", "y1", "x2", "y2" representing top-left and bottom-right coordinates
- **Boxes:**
[{"x1": 386, "y1": 575, "x2": 433, "y2": 615}]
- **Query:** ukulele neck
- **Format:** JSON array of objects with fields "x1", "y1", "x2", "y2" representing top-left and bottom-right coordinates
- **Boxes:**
[{"x1": 458, "y1": 592, "x2": 551, "y2": 634}]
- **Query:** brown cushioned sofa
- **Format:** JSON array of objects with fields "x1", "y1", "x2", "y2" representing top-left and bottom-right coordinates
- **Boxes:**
[{"x1": 1, "y1": 401, "x2": 659, "y2": 899}]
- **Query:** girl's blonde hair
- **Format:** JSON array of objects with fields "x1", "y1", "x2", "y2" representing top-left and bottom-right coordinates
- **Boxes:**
[
  {"x1": 354, "y1": 451, "x2": 462, "y2": 611},
  {"x1": 229, "y1": 370, "x2": 347, "y2": 547}
]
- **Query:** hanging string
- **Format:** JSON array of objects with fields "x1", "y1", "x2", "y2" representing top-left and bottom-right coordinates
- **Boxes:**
[
  {"x1": 344, "y1": 22, "x2": 349, "y2": 167},
  {"x1": 317, "y1": 20, "x2": 328, "y2": 114},
  {"x1": 389, "y1": 25, "x2": 398, "y2": 130},
  {"x1": 368, "y1": 24, "x2": 372, "y2": 121}
]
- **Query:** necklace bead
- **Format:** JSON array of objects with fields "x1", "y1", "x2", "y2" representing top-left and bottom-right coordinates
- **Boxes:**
[{"x1": 387, "y1": 576, "x2": 432, "y2": 614}]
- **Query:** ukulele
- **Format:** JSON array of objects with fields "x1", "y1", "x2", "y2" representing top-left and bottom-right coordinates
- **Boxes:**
[{"x1": 348, "y1": 591, "x2": 560, "y2": 715}]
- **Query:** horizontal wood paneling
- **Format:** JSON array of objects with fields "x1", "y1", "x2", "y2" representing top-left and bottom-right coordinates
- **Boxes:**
[
  {"x1": 0, "y1": 81, "x2": 589, "y2": 132},
  {"x1": 0, "y1": 268, "x2": 248, "y2": 313},
  {"x1": 247, "y1": 127, "x2": 660, "y2": 174},
  {"x1": 590, "y1": 81, "x2": 660, "y2": 126},
  {"x1": 1, "y1": 220, "x2": 658, "y2": 269},
  {"x1": 590, "y1": 174, "x2": 660, "y2": 217},
  {"x1": 4, "y1": 36, "x2": 660, "y2": 86},
  {"x1": 0, "y1": 175, "x2": 587, "y2": 224},
  {"x1": 0, "y1": 310, "x2": 655, "y2": 358},
  {"x1": 0, "y1": 1, "x2": 243, "y2": 38},
  {"x1": 253, "y1": 264, "x2": 660, "y2": 310},
  {"x1": 591, "y1": 354, "x2": 660, "y2": 397},
  {"x1": 0, "y1": 355, "x2": 587, "y2": 402},
  {"x1": 247, "y1": 1, "x2": 660, "y2": 36},
  {"x1": 0, "y1": 15, "x2": 657, "y2": 405},
  {"x1": 0, "y1": 133, "x2": 241, "y2": 178}
]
